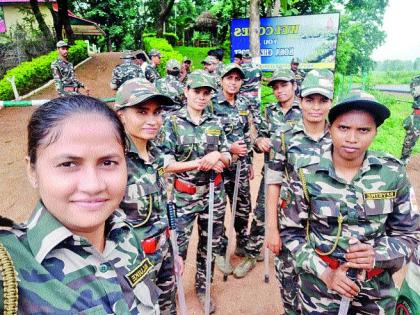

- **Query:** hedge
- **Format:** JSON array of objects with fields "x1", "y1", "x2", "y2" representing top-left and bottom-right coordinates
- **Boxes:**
[
  {"x1": 0, "y1": 40, "x2": 88, "y2": 100},
  {"x1": 143, "y1": 37, "x2": 183, "y2": 76},
  {"x1": 143, "y1": 33, "x2": 179, "y2": 46}
]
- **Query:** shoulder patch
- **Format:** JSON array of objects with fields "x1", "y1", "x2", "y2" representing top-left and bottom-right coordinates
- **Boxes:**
[{"x1": 207, "y1": 128, "x2": 221, "y2": 136}]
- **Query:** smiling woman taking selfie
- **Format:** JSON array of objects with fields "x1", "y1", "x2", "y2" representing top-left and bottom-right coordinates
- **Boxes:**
[{"x1": 0, "y1": 95, "x2": 160, "y2": 314}]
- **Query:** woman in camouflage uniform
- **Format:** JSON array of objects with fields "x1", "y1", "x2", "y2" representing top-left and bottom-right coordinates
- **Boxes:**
[
  {"x1": 281, "y1": 91, "x2": 419, "y2": 314},
  {"x1": 160, "y1": 70, "x2": 231, "y2": 313},
  {"x1": 115, "y1": 78, "x2": 182, "y2": 315},
  {"x1": 0, "y1": 95, "x2": 160, "y2": 314}
]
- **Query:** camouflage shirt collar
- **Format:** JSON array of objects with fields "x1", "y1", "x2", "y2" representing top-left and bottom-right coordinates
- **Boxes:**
[
  {"x1": 413, "y1": 97, "x2": 420, "y2": 108},
  {"x1": 126, "y1": 135, "x2": 160, "y2": 164},
  {"x1": 178, "y1": 105, "x2": 213, "y2": 125},
  {"x1": 216, "y1": 90, "x2": 237, "y2": 106},
  {"x1": 294, "y1": 120, "x2": 330, "y2": 139},
  {"x1": 27, "y1": 201, "x2": 129, "y2": 263},
  {"x1": 317, "y1": 146, "x2": 383, "y2": 180},
  {"x1": 269, "y1": 97, "x2": 300, "y2": 110}
]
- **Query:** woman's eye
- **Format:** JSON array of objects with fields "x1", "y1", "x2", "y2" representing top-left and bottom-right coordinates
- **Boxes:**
[{"x1": 58, "y1": 161, "x2": 76, "y2": 168}]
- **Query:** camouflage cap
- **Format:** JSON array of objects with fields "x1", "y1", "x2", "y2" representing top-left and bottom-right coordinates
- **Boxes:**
[
  {"x1": 220, "y1": 63, "x2": 245, "y2": 79},
  {"x1": 268, "y1": 69, "x2": 296, "y2": 86},
  {"x1": 201, "y1": 56, "x2": 218, "y2": 65},
  {"x1": 166, "y1": 59, "x2": 181, "y2": 71},
  {"x1": 56, "y1": 40, "x2": 69, "y2": 48},
  {"x1": 291, "y1": 57, "x2": 300, "y2": 64},
  {"x1": 120, "y1": 51, "x2": 135, "y2": 59},
  {"x1": 186, "y1": 70, "x2": 216, "y2": 91},
  {"x1": 149, "y1": 49, "x2": 161, "y2": 57},
  {"x1": 183, "y1": 56, "x2": 192, "y2": 63},
  {"x1": 242, "y1": 52, "x2": 252, "y2": 59},
  {"x1": 300, "y1": 69, "x2": 334, "y2": 99},
  {"x1": 114, "y1": 78, "x2": 173, "y2": 110},
  {"x1": 410, "y1": 75, "x2": 420, "y2": 98},
  {"x1": 329, "y1": 90, "x2": 390, "y2": 127}
]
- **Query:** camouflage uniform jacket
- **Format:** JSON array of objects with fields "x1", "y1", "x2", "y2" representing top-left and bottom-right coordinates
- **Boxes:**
[
  {"x1": 239, "y1": 62, "x2": 262, "y2": 94},
  {"x1": 145, "y1": 64, "x2": 161, "y2": 83},
  {"x1": 266, "y1": 120, "x2": 331, "y2": 185},
  {"x1": 211, "y1": 91, "x2": 264, "y2": 164},
  {"x1": 280, "y1": 146, "x2": 419, "y2": 279},
  {"x1": 293, "y1": 69, "x2": 306, "y2": 88},
  {"x1": 0, "y1": 202, "x2": 160, "y2": 314},
  {"x1": 111, "y1": 63, "x2": 144, "y2": 89},
  {"x1": 160, "y1": 106, "x2": 231, "y2": 187},
  {"x1": 118, "y1": 137, "x2": 168, "y2": 241},
  {"x1": 155, "y1": 74, "x2": 185, "y2": 109},
  {"x1": 51, "y1": 58, "x2": 84, "y2": 96},
  {"x1": 258, "y1": 97, "x2": 301, "y2": 139}
]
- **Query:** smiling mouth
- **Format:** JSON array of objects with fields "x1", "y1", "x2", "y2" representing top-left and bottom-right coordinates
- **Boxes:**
[
  {"x1": 72, "y1": 199, "x2": 108, "y2": 209},
  {"x1": 342, "y1": 146, "x2": 359, "y2": 153}
]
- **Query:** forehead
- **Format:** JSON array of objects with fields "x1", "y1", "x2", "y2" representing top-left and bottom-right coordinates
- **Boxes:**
[
  {"x1": 333, "y1": 110, "x2": 376, "y2": 126},
  {"x1": 223, "y1": 70, "x2": 243, "y2": 78},
  {"x1": 131, "y1": 99, "x2": 162, "y2": 109},
  {"x1": 273, "y1": 80, "x2": 291, "y2": 87}
]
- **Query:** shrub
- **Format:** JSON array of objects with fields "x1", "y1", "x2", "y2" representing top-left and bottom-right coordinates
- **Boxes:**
[
  {"x1": 143, "y1": 33, "x2": 179, "y2": 46},
  {"x1": 143, "y1": 37, "x2": 183, "y2": 76},
  {"x1": 0, "y1": 40, "x2": 88, "y2": 100}
]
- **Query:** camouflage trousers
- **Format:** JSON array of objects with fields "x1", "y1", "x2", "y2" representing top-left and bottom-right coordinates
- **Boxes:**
[
  {"x1": 275, "y1": 248, "x2": 300, "y2": 315},
  {"x1": 147, "y1": 238, "x2": 176, "y2": 315},
  {"x1": 175, "y1": 184, "x2": 226, "y2": 294},
  {"x1": 220, "y1": 160, "x2": 252, "y2": 254},
  {"x1": 401, "y1": 113, "x2": 420, "y2": 164},
  {"x1": 299, "y1": 270, "x2": 398, "y2": 314},
  {"x1": 244, "y1": 168, "x2": 266, "y2": 258}
]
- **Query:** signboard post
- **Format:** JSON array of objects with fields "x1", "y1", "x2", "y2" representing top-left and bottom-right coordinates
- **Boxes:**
[{"x1": 231, "y1": 13, "x2": 340, "y2": 71}]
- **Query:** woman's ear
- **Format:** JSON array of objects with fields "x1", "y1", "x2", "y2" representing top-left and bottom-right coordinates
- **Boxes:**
[{"x1": 26, "y1": 156, "x2": 38, "y2": 188}]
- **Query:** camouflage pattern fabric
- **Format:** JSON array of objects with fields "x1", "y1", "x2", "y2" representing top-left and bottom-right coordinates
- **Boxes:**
[
  {"x1": 266, "y1": 121, "x2": 331, "y2": 314},
  {"x1": 111, "y1": 62, "x2": 144, "y2": 90},
  {"x1": 145, "y1": 65, "x2": 161, "y2": 83},
  {"x1": 159, "y1": 105, "x2": 231, "y2": 293},
  {"x1": 396, "y1": 244, "x2": 420, "y2": 315},
  {"x1": 293, "y1": 69, "x2": 306, "y2": 96},
  {"x1": 0, "y1": 202, "x2": 160, "y2": 314},
  {"x1": 239, "y1": 61, "x2": 262, "y2": 94},
  {"x1": 51, "y1": 58, "x2": 84, "y2": 96},
  {"x1": 280, "y1": 146, "x2": 419, "y2": 314},
  {"x1": 155, "y1": 74, "x2": 185, "y2": 114},
  {"x1": 244, "y1": 98, "x2": 302, "y2": 259},
  {"x1": 401, "y1": 112, "x2": 420, "y2": 164},
  {"x1": 160, "y1": 106, "x2": 230, "y2": 190},
  {"x1": 117, "y1": 138, "x2": 175, "y2": 314},
  {"x1": 175, "y1": 186, "x2": 226, "y2": 293},
  {"x1": 401, "y1": 75, "x2": 420, "y2": 164},
  {"x1": 211, "y1": 91, "x2": 262, "y2": 253}
]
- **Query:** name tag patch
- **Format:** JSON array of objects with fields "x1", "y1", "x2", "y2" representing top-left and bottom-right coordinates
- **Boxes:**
[
  {"x1": 125, "y1": 258, "x2": 153, "y2": 287},
  {"x1": 364, "y1": 191, "x2": 397, "y2": 200},
  {"x1": 239, "y1": 110, "x2": 249, "y2": 116},
  {"x1": 207, "y1": 129, "x2": 221, "y2": 136},
  {"x1": 158, "y1": 167, "x2": 165, "y2": 176}
]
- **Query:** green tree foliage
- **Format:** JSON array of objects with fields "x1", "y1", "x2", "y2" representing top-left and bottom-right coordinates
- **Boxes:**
[{"x1": 73, "y1": 0, "x2": 140, "y2": 50}]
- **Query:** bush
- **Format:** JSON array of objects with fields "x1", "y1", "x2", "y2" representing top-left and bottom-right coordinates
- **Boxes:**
[
  {"x1": 0, "y1": 40, "x2": 88, "y2": 100},
  {"x1": 143, "y1": 33, "x2": 179, "y2": 46},
  {"x1": 143, "y1": 37, "x2": 183, "y2": 76}
]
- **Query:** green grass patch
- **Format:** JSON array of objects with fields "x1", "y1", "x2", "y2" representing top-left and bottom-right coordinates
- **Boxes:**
[
  {"x1": 174, "y1": 46, "x2": 230, "y2": 71},
  {"x1": 352, "y1": 71, "x2": 418, "y2": 85},
  {"x1": 261, "y1": 85, "x2": 419, "y2": 158}
]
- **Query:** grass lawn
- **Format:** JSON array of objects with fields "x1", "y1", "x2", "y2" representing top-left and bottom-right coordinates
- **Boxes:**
[{"x1": 352, "y1": 71, "x2": 418, "y2": 85}]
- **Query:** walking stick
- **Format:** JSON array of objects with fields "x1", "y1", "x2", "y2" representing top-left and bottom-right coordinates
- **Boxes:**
[
  {"x1": 166, "y1": 201, "x2": 188, "y2": 315},
  {"x1": 223, "y1": 158, "x2": 242, "y2": 281},
  {"x1": 263, "y1": 153, "x2": 270, "y2": 283},
  {"x1": 205, "y1": 171, "x2": 216, "y2": 315}
]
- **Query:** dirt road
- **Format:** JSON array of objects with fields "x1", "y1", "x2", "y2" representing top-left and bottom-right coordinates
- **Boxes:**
[{"x1": 0, "y1": 53, "x2": 417, "y2": 314}]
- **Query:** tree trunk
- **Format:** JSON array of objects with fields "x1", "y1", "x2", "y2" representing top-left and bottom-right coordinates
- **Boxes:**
[
  {"x1": 156, "y1": 0, "x2": 175, "y2": 37},
  {"x1": 29, "y1": 0, "x2": 55, "y2": 48},
  {"x1": 57, "y1": 0, "x2": 74, "y2": 44},
  {"x1": 272, "y1": 0, "x2": 281, "y2": 16},
  {"x1": 249, "y1": 0, "x2": 260, "y2": 61}
]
